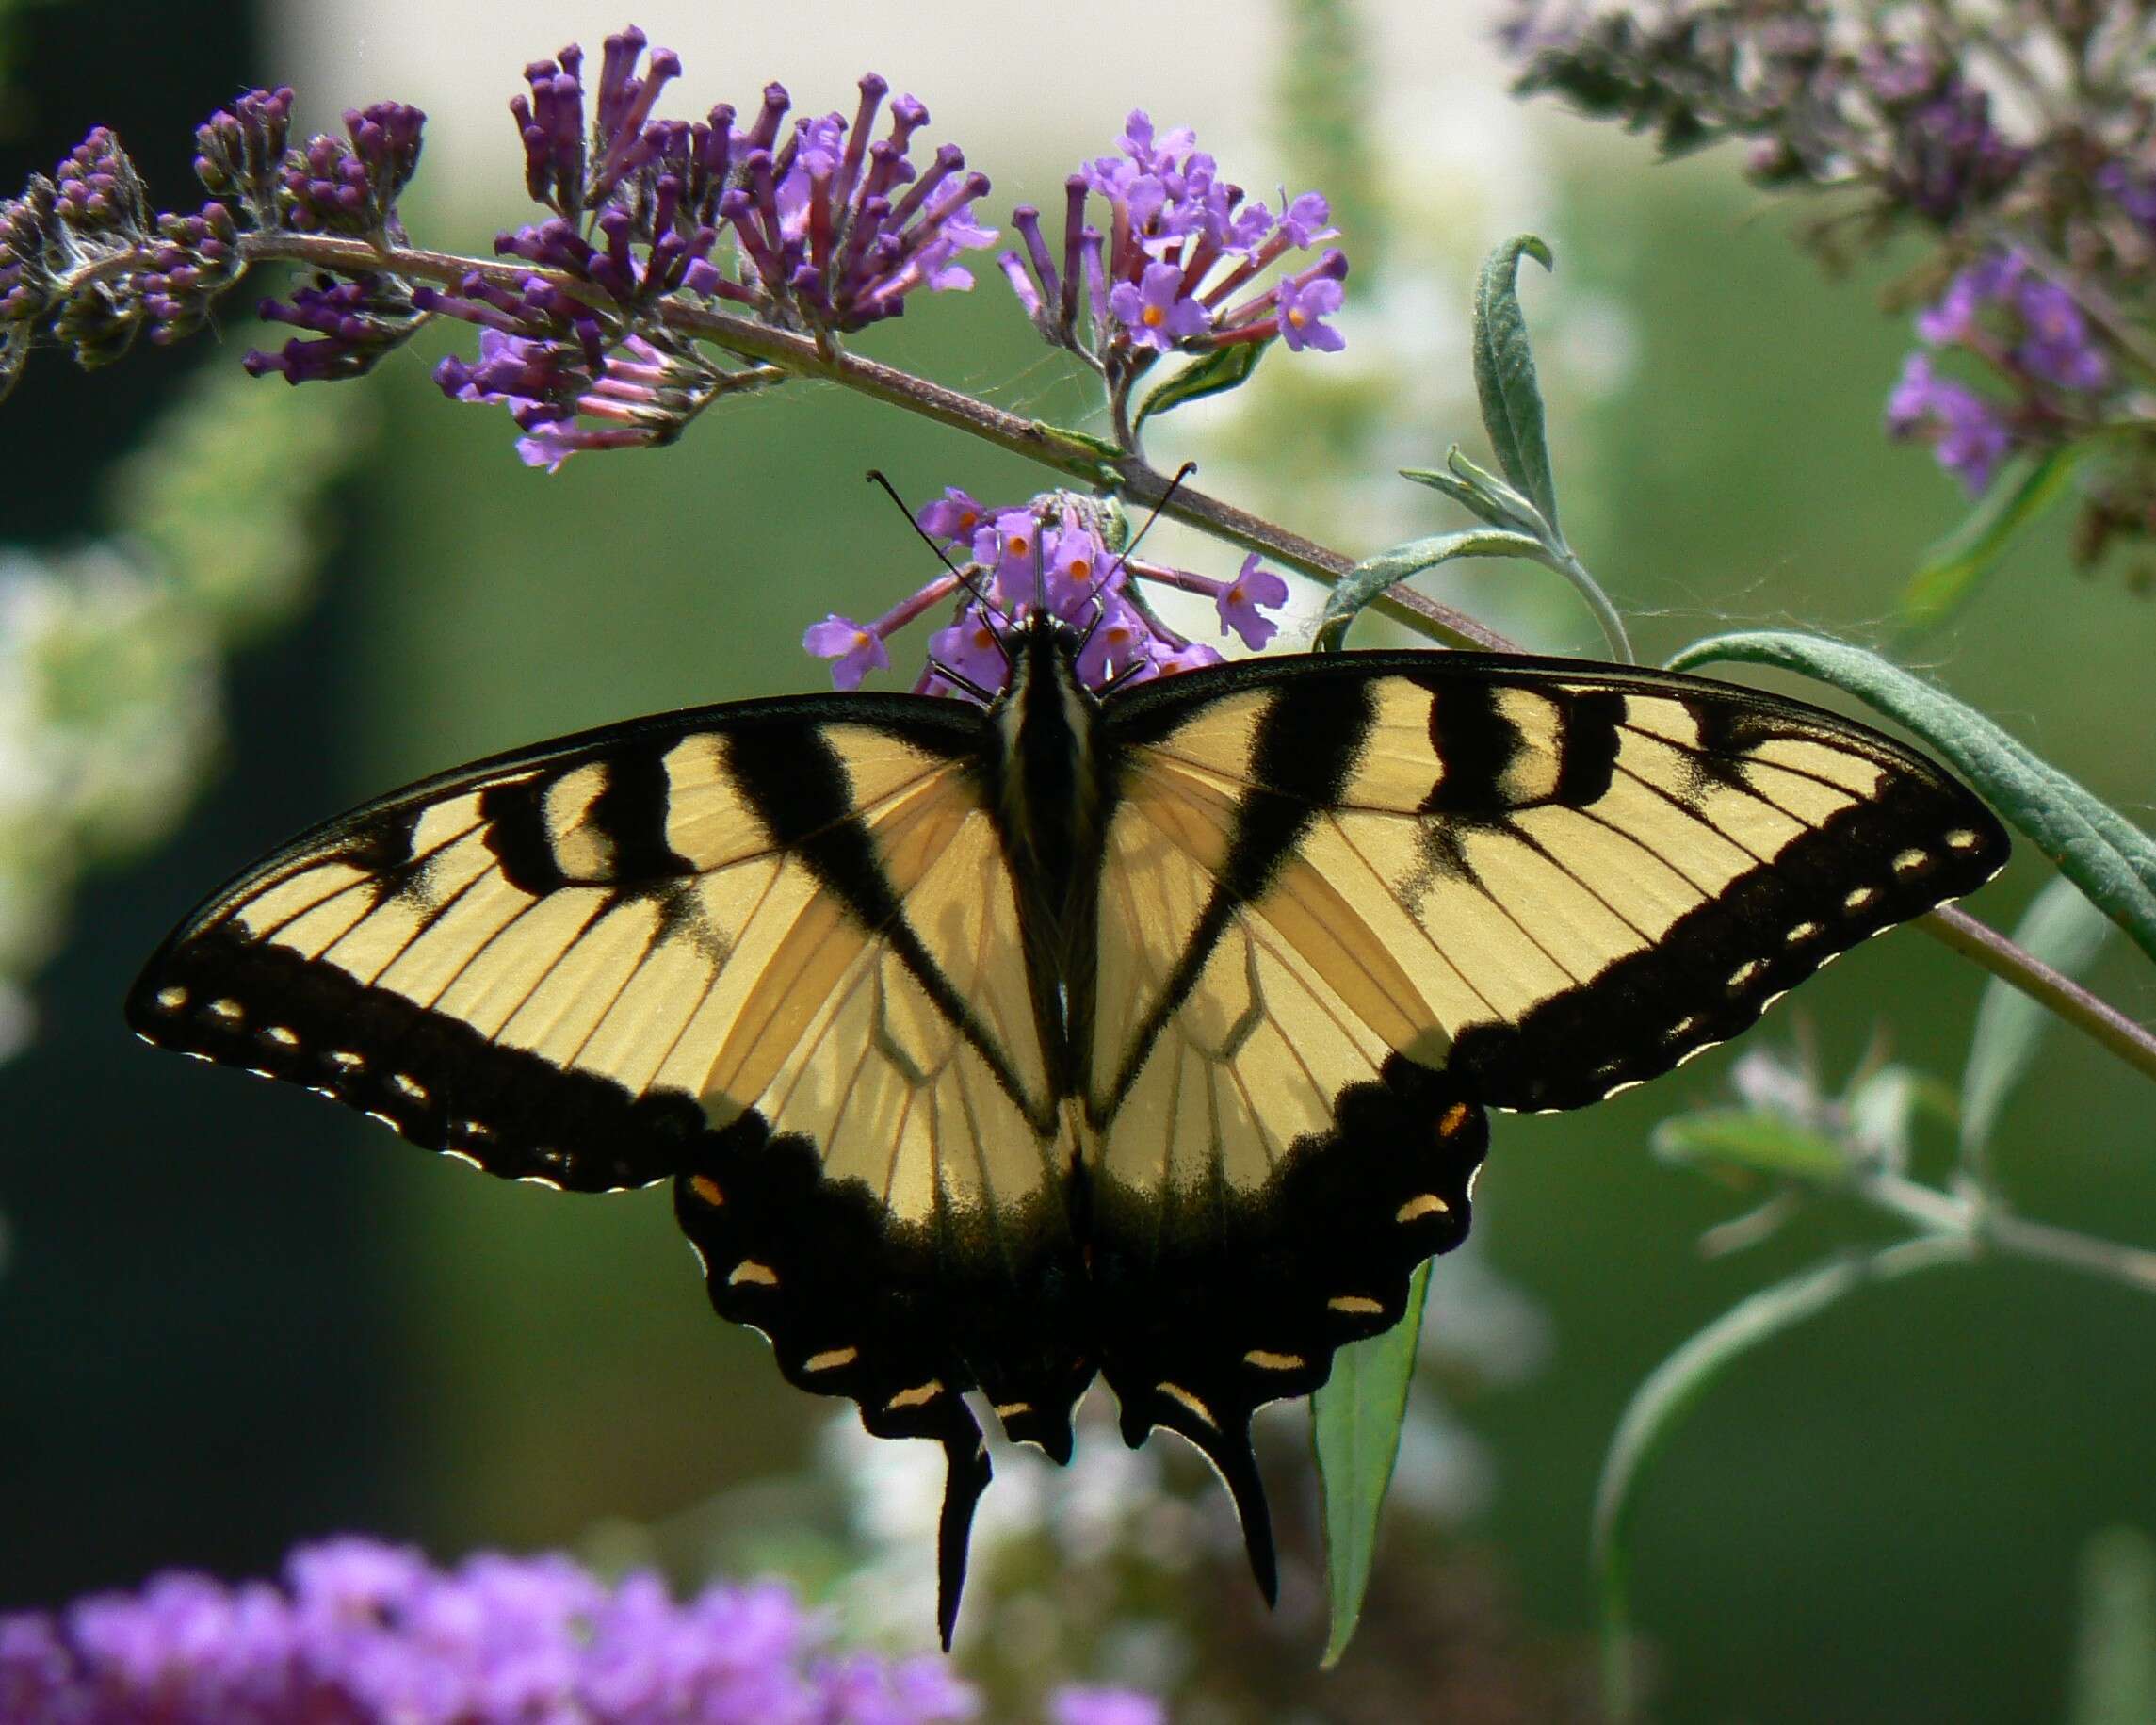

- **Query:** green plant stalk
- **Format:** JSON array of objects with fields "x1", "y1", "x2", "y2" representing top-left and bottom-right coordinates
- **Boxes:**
[{"x1": 230, "y1": 232, "x2": 2152, "y2": 1085}]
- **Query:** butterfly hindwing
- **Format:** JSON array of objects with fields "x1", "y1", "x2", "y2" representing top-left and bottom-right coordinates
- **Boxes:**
[{"x1": 127, "y1": 692, "x2": 1096, "y2": 1644}]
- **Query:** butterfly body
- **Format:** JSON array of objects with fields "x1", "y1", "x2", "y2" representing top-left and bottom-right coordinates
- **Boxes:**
[{"x1": 129, "y1": 621, "x2": 2006, "y2": 1645}]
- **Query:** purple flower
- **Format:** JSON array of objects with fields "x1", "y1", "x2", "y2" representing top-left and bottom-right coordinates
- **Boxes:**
[
  {"x1": 2012, "y1": 277, "x2": 2107, "y2": 392},
  {"x1": 1108, "y1": 261, "x2": 1211, "y2": 353},
  {"x1": 916, "y1": 488, "x2": 986, "y2": 544},
  {"x1": 2100, "y1": 159, "x2": 2156, "y2": 233},
  {"x1": 245, "y1": 269, "x2": 424, "y2": 383},
  {"x1": 1275, "y1": 271, "x2": 1344, "y2": 352},
  {"x1": 1216, "y1": 554, "x2": 1289, "y2": 647},
  {"x1": 279, "y1": 102, "x2": 426, "y2": 237},
  {"x1": 1050, "y1": 1684, "x2": 1169, "y2": 1725},
  {"x1": 803, "y1": 614, "x2": 894, "y2": 689},
  {"x1": 1, "y1": 1538, "x2": 993, "y2": 1725},
  {"x1": 1887, "y1": 352, "x2": 2015, "y2": 494},
  {"x1": 803, "y1": 491, "x2": 1290, "y2": 702},
  {"x1": 998, "y1": 110, "x2": 1348, "y2": 374}
]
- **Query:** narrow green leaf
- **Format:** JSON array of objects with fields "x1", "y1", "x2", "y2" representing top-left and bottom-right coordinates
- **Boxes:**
[
  {"x1": 1314, "y1": 1261, "x2": 1431, "y2": 1668},
  {"x1": 1471, "y1": 235, "x2": 1560, "y2": 538},
  {"x1": 1593, "y1": 1238, "x2": 1971, "y2": 1722},
  {"x1": 1400, "y1": 446, "x2": 1553, "y2": 540},
  {"x1": 1961, "y1": 876, "x2": 2115, "y2": 1172},
  {"x1": 1131, "y1": 341, "x2": 1266, "y2": 433},
  {"x1": 1898, "y1": 444, "x2": 2088, "y2": 636},
  {"x1": 1649, "y1": 1108, "x2": 1852, "y2": 1187},
  {"x1": 2069, "y1": 1526, "x2": 2156, "y2": 1725},
  {"x1": 1313, "y1": 529, "x2": 1551, "y2": 651},
  {"x1": 1665, "y1": 631, "x2": 2156, "y2": 966}
]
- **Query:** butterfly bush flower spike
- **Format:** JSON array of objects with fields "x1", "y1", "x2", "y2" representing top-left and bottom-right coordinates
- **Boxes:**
[
  {"x1": 997, "y1": 108, "x2": 1349, "y2": 420},
  {"x1": 413, "y1": 29, "x2": 991, "y2": 464},
  {"x1": 805, "y1": 490, "x2": 1293, "y2": 699}
]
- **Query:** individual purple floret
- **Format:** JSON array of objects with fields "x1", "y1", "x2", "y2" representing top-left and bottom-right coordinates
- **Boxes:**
[
  {"x1": 0, "y1": 1536, "x2": 1002, "y2": 1724},
  {"x1": 803, "y1": 488, "x2": 1294, "y2": 701},
  {"x1": 997, "y1": 109, "x2": 1348, "y2": 384}
]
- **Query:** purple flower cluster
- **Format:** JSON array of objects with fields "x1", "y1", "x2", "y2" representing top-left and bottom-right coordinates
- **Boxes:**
[
  {"x1": 277, "y1": 103, "x2": 427, "y2": 238},
  {"x1": 1888, "y1": 250, "x2": 2110, "y2": 494},
  {"x1": 998, "y1": 112, "x2": 1346, "y2": 378},
  {"x1": 420, "y1": 27, "x2": 994, "y2": 464},
  {"x1": 803, "y1": 488, "x2": 1290, "y2": 699},
  {"x1": 0, "y1": 1537, "x2": 988, "y2": 1725}
]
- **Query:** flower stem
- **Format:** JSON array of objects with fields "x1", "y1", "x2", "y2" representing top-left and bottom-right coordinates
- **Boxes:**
[
  {"x1": 1920, "y1": 903, "x2": 2156, "y2": 1087},
  {"x1": 236, "y1": 230, "x2": 1510, "y2": 649}
]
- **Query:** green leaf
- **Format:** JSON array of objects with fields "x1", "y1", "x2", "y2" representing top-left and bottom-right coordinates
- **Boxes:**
[
  {"x1": 1132, "y1": 341, "x2": 1266, "y2": 433},
  {"x1": 1313, "y1": 1261, "x2": 1431, "y2": 1668},
  {"x1": 1898, "y1": 444, "x2": 2090, "y2": 636},
  {"x1": 1961, "y1": 875, "x2": 2115, "y2": 1171},
  {"x1": 1471, "y1": 235, "x2": 1561, "y2": 540},
  {"x1": 1665, "y1": 631, "x2": 2156, "y2": 966},
  {"x1": 1650, "y1": 1107, "x2": 1852, "y2": 1187},
  {"x1": 1400, "y1": 446, "x2": 1553, "y2": 540},
  {"x1": 1313, "y1": 529, "x2": 1552, "y2": 652},
  {"x1": 2069, "y1": 1526, "x2": 2156, "y2": 1725},
  {"x1": 1592, "y1": 1238, "x2": 1972, "y2": 1722}
]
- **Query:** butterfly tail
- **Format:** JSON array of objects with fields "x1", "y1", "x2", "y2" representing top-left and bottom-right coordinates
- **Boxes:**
[
  {"x1": 934, "y1": 1420, "x2": 994, "y2": 1651},
  {"x1": 1116, "y1": 1387, "x2": 1278, "y2": 1607}
]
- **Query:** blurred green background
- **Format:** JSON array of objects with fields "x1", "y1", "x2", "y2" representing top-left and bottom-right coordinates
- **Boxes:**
[{"x1": 2, "y1": 1, "x2": 2152, "y2": 1720}]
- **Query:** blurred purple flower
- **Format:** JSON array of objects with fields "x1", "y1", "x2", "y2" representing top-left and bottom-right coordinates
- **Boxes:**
[
  {"x1": 1050, "y1": 1685, "x2": 1168, "y2": 1725},
  {"x1": 0, "y1": 1538, "x2": 1006, "y2": 1725},
  {"x1": 1887, "y1": 353, "x2": 2015, "y2": 494},
  {"x1": 805, "y1": 491, "x2": 1285, "y2": 700}
]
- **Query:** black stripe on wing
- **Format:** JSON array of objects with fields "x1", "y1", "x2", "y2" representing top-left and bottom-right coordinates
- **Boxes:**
[{"x1": 1093, "y1": 673, "x2": 1378, "y2": 1120}]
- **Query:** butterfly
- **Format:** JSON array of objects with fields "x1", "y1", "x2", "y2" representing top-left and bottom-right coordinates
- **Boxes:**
[{"x1": 128, "y1": 610, "x2": 2007, "y2": 1646}]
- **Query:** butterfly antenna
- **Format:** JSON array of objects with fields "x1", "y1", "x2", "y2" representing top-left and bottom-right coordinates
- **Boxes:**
[
  {"x1": 1075, "y1": 462, "x2": 1202, "y2": 655},
  {"x1": 1079, "y1": 461, "x2": 1199, "y2": 617},
  {"x1": 864, "y1": 469, "x2": 1014, "y2": 672}
]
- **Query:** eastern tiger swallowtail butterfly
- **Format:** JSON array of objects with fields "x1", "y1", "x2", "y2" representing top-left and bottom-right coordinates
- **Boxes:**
[{"x1": 127, "y1": 613, "x2": 2007, "y2": 1645}]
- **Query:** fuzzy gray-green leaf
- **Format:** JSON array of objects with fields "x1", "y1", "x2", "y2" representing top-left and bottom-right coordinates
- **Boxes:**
[
  {"x1": 1314, "y1": 529, "x2": 1551, "y2": 651},
  {"x1": 1471, "y1": 235, "x2": 1560, "y2": 538},
  {"x1": 1665, "y1": 631, "x2": 2156, "y2": 965},
  {"x1": 1314, "y1": 1261, "x2": 1431, "y2": 1668}
]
